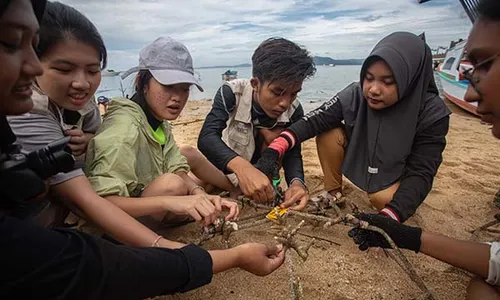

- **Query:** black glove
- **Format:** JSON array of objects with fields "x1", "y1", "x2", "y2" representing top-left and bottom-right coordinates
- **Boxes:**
[
  {"x1": 254, "y1": 148, "x2": 280, "y2": 179},
  {"x1": 347, "y1": 213, "x2": 422, "y2": 253}
]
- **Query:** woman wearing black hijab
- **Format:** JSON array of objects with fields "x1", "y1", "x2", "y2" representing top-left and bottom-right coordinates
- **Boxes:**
[{"x1": 257, "y1": 32, "x2": 451, "y2": 223}]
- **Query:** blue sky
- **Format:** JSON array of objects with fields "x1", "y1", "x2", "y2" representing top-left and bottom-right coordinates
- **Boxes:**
[{"x1": 60, "y1": 0, "x2": 472, "y2": 70}]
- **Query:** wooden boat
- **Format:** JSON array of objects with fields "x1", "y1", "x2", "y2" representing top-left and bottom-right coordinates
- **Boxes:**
[{"x1": 436, "y1": 39, "x2": 479, "y2": 116}]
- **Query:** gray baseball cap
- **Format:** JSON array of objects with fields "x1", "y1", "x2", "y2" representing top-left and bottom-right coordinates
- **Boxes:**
[{"x1": 121, "y1": 36, "x2": 203, "y2": 92}]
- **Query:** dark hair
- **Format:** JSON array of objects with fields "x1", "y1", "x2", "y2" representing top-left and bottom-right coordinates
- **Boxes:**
[
  {"x1": 130, "y1": 70, "x2": 154, "y2": 112},
  {"x1": 0, "y1": 0, "x2": 46, "y2": 22},
  {"x1": 478, "y1": 0, "x2": 500, "y2": 21},
  {"x1": 37, "y1": 1, "x2": 107, "y2": 68},
  {"x1": 0, "y1": 1, "x2": 9, "y2": 17},
  {"x1": 251, "y1": 37, "x2": 316, "y2": 87}
]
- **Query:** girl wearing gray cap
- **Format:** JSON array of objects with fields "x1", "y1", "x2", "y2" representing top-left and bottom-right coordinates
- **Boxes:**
[{"x1": 86, "y1": 37, "x2": 239, "y2": 226}]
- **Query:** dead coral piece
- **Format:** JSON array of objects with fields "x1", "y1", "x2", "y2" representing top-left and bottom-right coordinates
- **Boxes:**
[
  {"x1": 194, "y1": 218, "x2": 239, "y2": 247},
  {"x1": 272, "y1": 220, "x2": 315, "y2": 262},
  {"x1": 214, "y1": 192, "x2": 435, "y2": 299}
]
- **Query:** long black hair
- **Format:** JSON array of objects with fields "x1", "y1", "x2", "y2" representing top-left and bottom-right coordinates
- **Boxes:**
[
  {"x1": 0, "y1": 0, "x2": 46, "y2": 21},
  {"x1": 130, "y1": 70, "x2": 154, "y2": 115},
  {"x1": 37, "y1": 1, "x2": 107, "y2": 69}
]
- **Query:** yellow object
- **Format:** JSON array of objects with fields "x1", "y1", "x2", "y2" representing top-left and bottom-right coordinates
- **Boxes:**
[{"x1": 266, "y1": 206, "x2": 288, "y2": 221}]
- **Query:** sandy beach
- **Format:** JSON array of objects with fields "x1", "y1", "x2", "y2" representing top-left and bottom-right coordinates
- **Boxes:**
[{"x1": 151, "y1": 99, "x2": 500, "y2": 300}]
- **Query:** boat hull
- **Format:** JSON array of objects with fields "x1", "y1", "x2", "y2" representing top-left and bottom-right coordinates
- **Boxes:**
[
  {"x1": 438, "y1": 71, "x2": 479, "y2": 116},
  {"x1": 436, "y1": 40, "x2": 480, "y2": 116}
]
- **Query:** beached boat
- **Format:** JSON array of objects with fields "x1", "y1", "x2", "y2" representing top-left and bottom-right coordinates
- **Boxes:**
[
  {"x1": 222, "y1": 70, "x2": 238, "y2": 81},
  {"x1": 419, "y1": 0, "x2": 480, "y2": 115},
  {"x1": 436, "y1": 40, "x2": 479, "y2": 116}
]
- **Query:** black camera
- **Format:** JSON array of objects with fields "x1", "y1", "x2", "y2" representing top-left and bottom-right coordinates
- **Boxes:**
[{"x1": 0, "y1": 136, "x2": 75, "y2": 209}]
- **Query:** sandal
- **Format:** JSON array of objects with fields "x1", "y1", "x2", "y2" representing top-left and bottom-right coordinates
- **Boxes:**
[{"x1": 311, "y1": 191, "x2": 343, "y2": 208}]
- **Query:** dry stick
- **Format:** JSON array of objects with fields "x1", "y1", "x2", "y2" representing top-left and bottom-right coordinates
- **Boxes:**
[
  {"x1": 347, "y1": 215, "x2": 435, "y2": 300},
  {"x1": 238, "y1": 218, "x2": 271, "y2": 230},
  {"x1": 192, "y1": 219, "x2": 238, "y2": 246},
  {"x1": 237, "y1": 212, "x2": 269, "y2": 222},
  {"x1": 236, "y1": 196, "x2": 272, "y2": 210},
  {"x1": 273, "y1": 219, "x2": 316, "y2": 261},
  {"x1": 486, "y1": 228, "x2": 500, "y2": 234},
  {"x1": 286, "y1": 211, "x2": 435, "y2": 299},
  {"x1": 471, "y1": 219, "x2": 500, "y2": 241},
  {"x1": 286, "y1": 254, "x2": 304, "y2": 300},
  {"x1": 296, "y1": 231, "x2": 341, "y2": 246},
  {"x1": 171, "y1": 118, "x2": 204, "y2": 126},
  {"x1": 273, "y1": 218, "x2": 308, "y2": 300},
  {"x1": 225, "y1": 194, "x2": 434, "y2": 298},
  {"x1": 287, "y1": 210, "x2": 344, "y2": 227},
  {"x1": 331, "y1": 203, "x2": 342, "y2": 217}
]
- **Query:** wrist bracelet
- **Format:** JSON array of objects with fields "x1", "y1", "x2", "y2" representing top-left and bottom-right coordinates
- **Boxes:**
[
  {"x1": 152, "y1": 235, "x2": 163, "y2": 247},
  {"x1": 380, "y1": 207, "x2": 400, "y2": 223},
  {"x1": 190, "y1": 185, "x2": 206, "y2": 195},
  {"x1": 290, "y1": 178, "x2": 309, "y2": 193}
]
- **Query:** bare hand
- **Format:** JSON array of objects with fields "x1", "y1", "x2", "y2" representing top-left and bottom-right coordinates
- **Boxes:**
[
  {"x1": 236, "y1": 164, "x2": 274, "y2": 203},
  {"x1": 236, "y1": 243, "x2": 286, "y2": 276},
  {"x1": 64, "y1": 128, "x2": 93, "y2": 156},
  {"x1": 193, "y1": 189, "x2": 239, "y2": 221},
  {"x1": 167, "y1": 194, "x2": 221, "y2": 226},
  {"x1": 281, "y1": 181, "x2": 309, "y2": 210},
  {"x1": 221, "y1": 199, "x2": 239, "y2": 220}
]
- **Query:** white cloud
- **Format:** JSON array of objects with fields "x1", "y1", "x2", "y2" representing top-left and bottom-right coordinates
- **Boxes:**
[{"x1": 58, "y1": 0, "x2": 472, "y2": 70}]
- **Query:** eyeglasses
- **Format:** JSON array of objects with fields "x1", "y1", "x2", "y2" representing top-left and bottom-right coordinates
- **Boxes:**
[{"x1": 463, "y1": 51, "x2": 500, "y2": 94}]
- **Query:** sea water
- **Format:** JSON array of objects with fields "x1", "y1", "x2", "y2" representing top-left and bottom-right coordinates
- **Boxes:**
[{"x1": 96, "y1": 65, "x2": 445, "y2": 113}]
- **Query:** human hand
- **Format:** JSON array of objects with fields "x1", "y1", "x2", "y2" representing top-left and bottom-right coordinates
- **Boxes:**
[
  {"x1": 166, "y1": 194, "x2": 222, "y2": 226},
  {"x1": 234, "y1": 161, "x2": 274, "y2": 203},
  {"x1": 192, "y1": 189, "x2": 239, "y2": 220},
  {"x1": 221, "y1": 199, "x2": 239, "y2": 220},
  {"x1": 347, "y1": 213, "x2": 422, "y2": 252},
  {"x1": 281, "y1": 180, "x2": 309, "y2": 210},
  {"x1": 235, "y1": 243, "x2": 286, "y2": 276},
  {"x1": 64, "y1": 128, "x2": 93, "y2": 156}
]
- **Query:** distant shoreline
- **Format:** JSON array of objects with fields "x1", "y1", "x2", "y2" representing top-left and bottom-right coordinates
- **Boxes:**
[{"x1": 197, "y1": 56, "x2": 364, "y2": 69}]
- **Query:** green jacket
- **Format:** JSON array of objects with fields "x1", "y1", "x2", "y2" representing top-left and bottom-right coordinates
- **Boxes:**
[{"x1": 85, "y1": 97, "x2": 189, "y2": 197}]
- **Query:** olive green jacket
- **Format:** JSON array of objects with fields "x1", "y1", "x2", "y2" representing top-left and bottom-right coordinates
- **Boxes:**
[{"x1": 85, "y1": 97, "x2": 189, "y2": 197}]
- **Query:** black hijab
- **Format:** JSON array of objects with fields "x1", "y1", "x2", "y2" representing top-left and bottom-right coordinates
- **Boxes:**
[{"x1": 340, "y1": 32, "x2": 451, "y2": 193}]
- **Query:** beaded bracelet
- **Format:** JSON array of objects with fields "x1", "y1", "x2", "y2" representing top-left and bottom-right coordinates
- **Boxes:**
[
  {"x1": 189, "y1": 185, "x2": 206, "y2": 195},
  {"x1": 152, "y1": 235, "x2": 163, "y2": 247},
  {"x1": 290, "y1": 178, "x2": 309, "y2": 193}
]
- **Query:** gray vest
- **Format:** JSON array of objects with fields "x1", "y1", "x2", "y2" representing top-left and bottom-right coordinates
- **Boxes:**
[
  {"x1": 221, "y1": 79, "x2": 298, "y2": 161},
  {"x1": 221, "y1": 79, "x2": 298, "y2": 186}
]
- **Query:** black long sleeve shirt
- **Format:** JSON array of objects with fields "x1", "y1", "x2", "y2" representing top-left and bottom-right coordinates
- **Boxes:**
[
  {"x1": 0, "y1": 117, "x2": 213, "y2": 299},
  {"x1": 0, "y1": 214, "x2": 213, "y2": 299},
  {"x1": 198, "y1": 85, "x2": 305, "y2": 185},
  {"x1": 287, "y1": 99, "x2": 449, "y2": 222}
]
